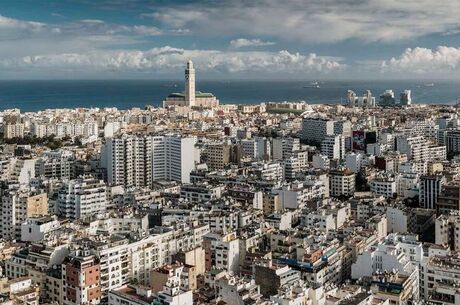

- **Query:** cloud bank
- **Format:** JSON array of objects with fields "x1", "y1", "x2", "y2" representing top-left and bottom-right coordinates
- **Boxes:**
[
  {"x1": 152, "y1": 0, "x2": 460, "y2": 43},
  {"x1": 0, "y1": 47, "x2": 343, "y2": 75},
  {"x1": 230, "y1": 38, "x2": 275, "y2": 48},
  {"x1": 382, "y1": 46, "x2": 460, "y2": 74}
]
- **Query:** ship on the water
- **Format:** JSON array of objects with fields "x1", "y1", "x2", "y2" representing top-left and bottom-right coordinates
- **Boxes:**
[{"x1": 304, "y1": 81, "x2": 321, "y2": 89}]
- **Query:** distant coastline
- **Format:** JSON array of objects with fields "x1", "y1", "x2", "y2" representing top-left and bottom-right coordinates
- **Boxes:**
[{"x1": 0, "y1": 79, "x2": 459, "y2": 112}]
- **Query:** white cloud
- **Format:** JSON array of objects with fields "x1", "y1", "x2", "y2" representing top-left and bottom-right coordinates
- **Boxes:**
[
  {"x1": 230, "y1": 38, "x2": 275, "y2": 48},
  {"x1": 0, "y1": 14, "x2": 58, "y2": 39},
  {"x1": 151, "y1": 0, "x2": 460, "y2": 43},
  {"x1": 0, "y1": 14, "x2": 161, "y2": 45},
  {"x1": 0, "y1": 46, "x2": 343, "y2": 75},
  {"x1": 0, "y1": 15, "x2": 163, "y2": 60},
  {"x1": 0, "y1": 14, "x2": 46, "y2": 31},
  {"x1": 381, "y1": 46, "x2": 460, "y2": 73}
]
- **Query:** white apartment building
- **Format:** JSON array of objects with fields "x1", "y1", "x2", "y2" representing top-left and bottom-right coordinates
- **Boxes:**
[
  {"x1": 152, "y1": 135, "x2": 198, "y2": 184},
  {"x1": 283, "y1": 152, "x2": 308, "y2": 180},
  {"x1": 104, "y1": 121, "x2": 126, "y2": 138},
  {"x1": 92, "y1": 223, "x2": 209, "y2": 298},
  {"x1": 421, "y1": 248, "x2": 460, "y2": 303},
  {"x1": 386, "y1": 206, "x2": 415, "y2": 234},
  {"x1": 399, "y1": 160, "x2": 427, "y2": 175},
  {"x1": 204, "y1": 232, "x2": 240, "y2": 274},
  {"x1": 428, "y1": 145, "x2": 447, "y2": 161},
  {"x1": 241, "y1": 137, "x2": 270, "y2": 160},
  {"x1": 154, "y1": 267, "x2": 193, "y2": 305},
  {"x1": 35, "y1": 154, "x2": 74, "y2": 180},
  {"x1": 329, "y1": 170, "x2": 355, "y2": 197},
  {"x1": 370, "y1": 176, "x2": 398, "y2": 198},
  {"x1": 435, "y1": 213, "x2": 460, "y2": 251},
  {"x1": 367, "y1": 143, "x2": 390, "y2": 156},
  {"x1": 312, "y1": 154, "x2": 330, "y2": 170},
  {"x1": 274, "y1": 181, "x2": 326, "y2": 209},
  {"x1": 302, "y1": 203, "x2": 350, "y2": 232},
  {"x1": 347, "y1": 90, "x2": 376, "y2": 108},
  {"x1": 1, "y1": 191, "x2": 28, "y2": 240},
  {"x1": 302, "y1": 117, "x2": 335, "y2": 144},
  {"x1": 395, "y1": 135, "x2": 429, "y2": 162},
  {"x1": 31, "y1": 121, "x2": 98, "y2": 139},
  {"x1": 397, "y1": 173, "x2": 419, "y2": 199},
  {"x1": 218, "y1": 276, "x2": 261, "y2": 305},
  {"x1": 87, "y1": 215, "x2": 149, "y2": 236},
  {"x1": 352, "y1": 233, "x2": 422, "y2": 280},
  {"x1": 251, "y1": 162, "x2": 284, "y2": 181},
  {"x1": 272, "y1": 137, "x2": 300, "y2": 160},
  {"x1": 21, "y1": 216, "x2": 60, "y2": 242},
  {"x1": 103, "y1": 134, "x2": 152, "y2": 188},
  {"x1": 195, "y1": 210, "x2": 239, "y2": 234},
  {"x1": 180, "y1": 184, "x2": 224, "y2": 203},
  {"x1": 302, "y1": 210, "x2": 334, "y2": 233},
  {"x1": 103, "y1": 134, "x2": 198, "y2": 186},
  {"x1": 58, "y1": 177, "x2": 107, "y2": 220},
  {"x1": 346, "y1": 152, "x2": 363, "y2": 173},
  {"x1": 321, "y1": 135, "x2": 345, "y2": 160}
]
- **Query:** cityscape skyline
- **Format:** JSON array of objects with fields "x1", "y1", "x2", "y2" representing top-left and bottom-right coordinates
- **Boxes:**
[
  {"x1": 0, "y1": 0, "x2": 460, "y2": 79},
  {"x1": 2, "y1": 2, "x2": 460, "y2": 305}
]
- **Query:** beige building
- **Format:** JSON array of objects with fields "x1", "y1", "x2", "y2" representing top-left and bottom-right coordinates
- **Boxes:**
[
  {"x1": 262, "y1": 193, "x2": 282, "y2": 216},
  {"x1": 26, "y1": 193, "x2": 48, "y2": 217},
  {"x1": 4, "y1": 123, "x2": 25, "y2": 139},
  {"x1": 427, "y1": 161, "x2": 443, "y2": 175},
  {"x1": 173, "y1": 246, "x2": 206, "y2": 276},
  {"x1": 150, "y1": 263, "x2": 198, "y2": 293},
  {"x1": 0, "y1": 191, "x2": 48, "y2": 240},
  {"x1": 205, "y1": 142, "x2": 231, "y2": 170}
]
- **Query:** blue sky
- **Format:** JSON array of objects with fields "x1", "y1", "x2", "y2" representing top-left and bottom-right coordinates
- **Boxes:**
[{"x1": 0, "y1": 0, "x2": 460, "y2": 79}]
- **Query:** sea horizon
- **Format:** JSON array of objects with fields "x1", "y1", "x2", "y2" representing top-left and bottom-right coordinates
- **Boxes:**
[{"x1": 0, "y1": 79, "x2": 459, "y2": 112}]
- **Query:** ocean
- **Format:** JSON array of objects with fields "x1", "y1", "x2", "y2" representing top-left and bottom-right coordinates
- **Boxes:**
[{"x1": 0, "y1": 79, "x2": 459, "y2": 112}]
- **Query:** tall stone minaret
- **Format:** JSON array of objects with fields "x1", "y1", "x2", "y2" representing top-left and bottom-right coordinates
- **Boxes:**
[{"x1": 185, "y1": 60, "x2": 195, "y2": 106}]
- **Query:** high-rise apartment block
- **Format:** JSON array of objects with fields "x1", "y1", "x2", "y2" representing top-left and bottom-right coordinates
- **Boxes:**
[
  {"x1": 321, "y1": 135, "x2": 345, "y2": 160},
  {"x1": 152, "y1": 135, "x2": 197, "y2": 183},
  {"x1": 58, "y1": 177, "x2": 107, "y2": 220},
  {"x1": 103, "y1": 134, "x2": 198, "y2": 186},
  {"x1": 272, "y1": 137, "x2": 300, "y2": 160},
  {"x1": 104, "y1": 134, "x2": 152, "y2": 188},
  {"x1": 396, "y1": 135, "x2": 429, "y2": 162},
  {"x1": 419, "y1": 175, "x2": 444, "y2": 210},
  {"x1": 302, "y1": 117, "x2": 335, "y2": 145}
]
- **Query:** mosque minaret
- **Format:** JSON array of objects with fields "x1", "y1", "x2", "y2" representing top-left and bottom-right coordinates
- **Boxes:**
[
  {"x1": 185, "y1": 60, "x2": 196, "y2": 106},
  {"x1": 163, "y1": 60, "x2": 219, "y2": 108}
]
